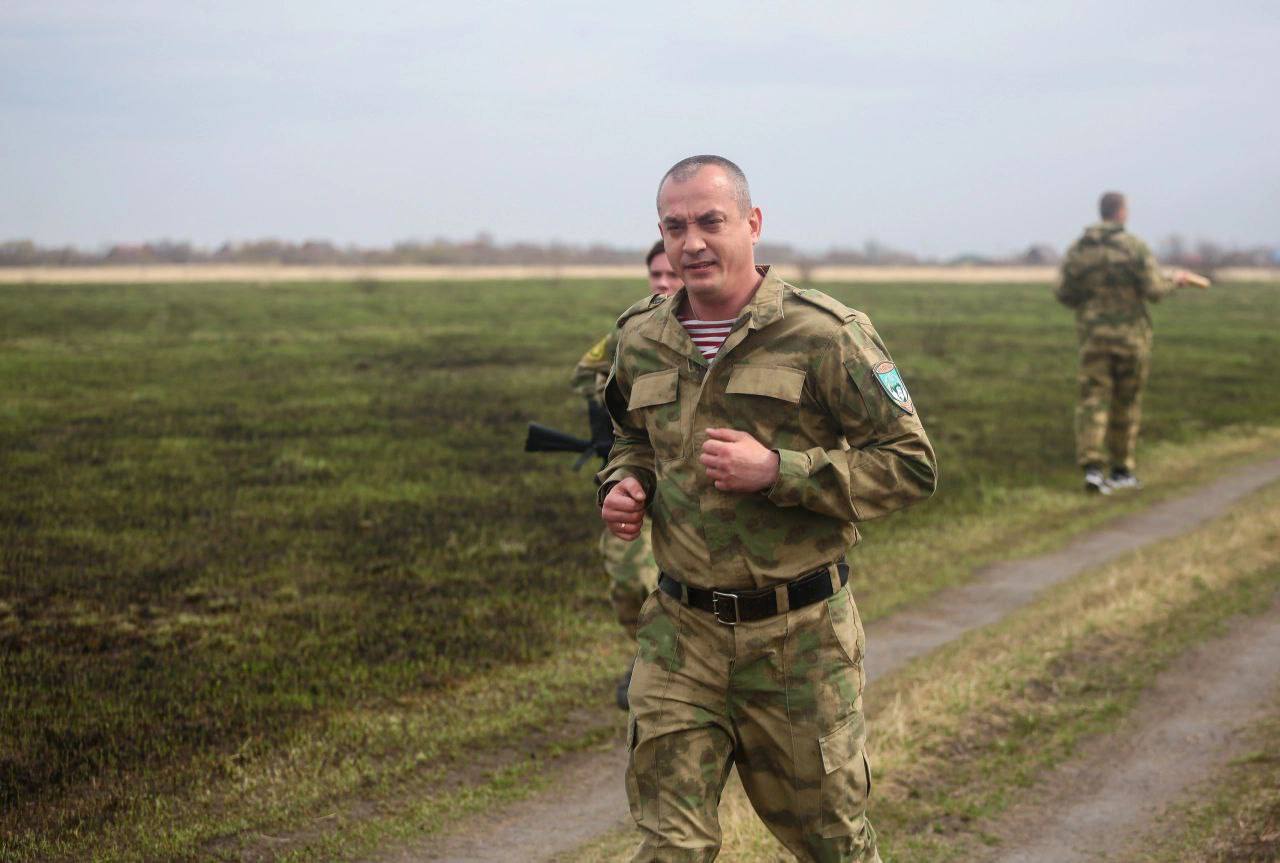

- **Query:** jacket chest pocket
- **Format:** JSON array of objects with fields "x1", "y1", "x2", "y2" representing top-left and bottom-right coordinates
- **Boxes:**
[
  {"x1": 723, "y1": 365, "x2": 806, "y2": 447},
  {"x1": 628, "y1": 368, "x2": 685, "y2": 462}
]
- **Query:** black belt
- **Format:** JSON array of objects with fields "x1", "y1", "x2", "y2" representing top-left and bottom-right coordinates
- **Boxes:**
[{"x1": 658, "y1": 561, "x2": 849, "y2": 626}]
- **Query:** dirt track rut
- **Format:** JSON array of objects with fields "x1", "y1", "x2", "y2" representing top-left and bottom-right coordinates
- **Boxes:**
[
  {"x1": 988, "y1": 598, "x2": 1280, "y2": 863},
  {"x1": 404, "y1": 457, "x2": 1280, "y2": 862}
]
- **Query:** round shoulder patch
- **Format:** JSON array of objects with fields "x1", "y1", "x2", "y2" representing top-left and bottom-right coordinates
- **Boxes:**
[{"x1": 873, "y1": 361, "x2": 914, "y2": 414}]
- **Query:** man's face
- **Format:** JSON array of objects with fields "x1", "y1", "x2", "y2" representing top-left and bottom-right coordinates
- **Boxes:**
[
  {"x1": 647, "y1": 252, "x2": 681, "y2": 297},
  {"x1": 657, "y1": 166, "x2": 761, "y2": 303}
]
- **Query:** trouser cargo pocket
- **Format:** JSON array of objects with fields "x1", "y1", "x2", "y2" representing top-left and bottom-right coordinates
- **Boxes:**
[
  {"x1": 818, "y1": 711, "x2": 871, "y2": 839},
  {"x1": 624, "y1": 714, "x2": 645, "y2": 825}
]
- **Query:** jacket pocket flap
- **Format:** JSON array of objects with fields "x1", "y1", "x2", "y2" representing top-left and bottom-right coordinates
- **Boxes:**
[
  {"x1": 628, "y1": 369, "x2": 679, "y2": 410},
  {"x1": 725, "y1": 366, "x2": 805, "y2": 403},
  {"x1": 818, "y1": 712, "x2": 866, "y2": 775}
]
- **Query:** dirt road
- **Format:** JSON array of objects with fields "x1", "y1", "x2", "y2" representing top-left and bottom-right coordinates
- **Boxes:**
[
  {"x1": 988, "y1": 598, "x2": 1280, "y2": 863},
  {"x1": 403, "y1": 456, "x2": 1280, "y2": 862}
]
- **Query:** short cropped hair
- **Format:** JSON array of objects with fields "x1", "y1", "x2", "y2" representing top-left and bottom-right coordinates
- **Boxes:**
[
  {"x1": 656, "y1": 155, "x2": 752, "y2": 215},
  {"x1": 1099, "y1": 191, "x2": 1126, "y2": 221},
  {"x1": 645, "y1": 239, "x2": 667, "y2": 268}
]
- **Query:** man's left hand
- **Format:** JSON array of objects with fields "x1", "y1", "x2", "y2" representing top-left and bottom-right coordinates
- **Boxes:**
[{"x1": 700, "y1": 428, "x2": 780, "y2": 493}]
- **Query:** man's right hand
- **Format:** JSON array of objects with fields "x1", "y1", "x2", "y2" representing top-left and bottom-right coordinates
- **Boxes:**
[
  {"x1": 602, "y1": 476, "x2": 647, "y2": 541},
  {"x1": 1172, "y1": 269, "x2": 1212, "y2": 289}
]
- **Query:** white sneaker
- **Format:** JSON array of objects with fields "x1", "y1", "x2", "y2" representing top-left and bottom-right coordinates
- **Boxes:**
[
  {"x1": 1109, "y1": 469, "x2": 1142, "y2": 490},
  {"x1": 1084, "y1": 467, "x2": 1112, "y2": 495}
]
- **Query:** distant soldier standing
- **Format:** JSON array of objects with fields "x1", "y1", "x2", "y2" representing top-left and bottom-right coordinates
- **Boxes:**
[
  {"x1": 572, "y1": 241, "x2": 681, "y2": 709},
  {"x1": 600, "y1": 156, "x2": 936, "y2": 862},
  {"x1": 1055, "y1": 192, "x2": 1207, "y2": 494}
]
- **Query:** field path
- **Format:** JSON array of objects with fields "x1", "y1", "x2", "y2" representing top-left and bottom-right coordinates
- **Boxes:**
[
  {"x1": 400, "y1": 456, "x2": 1280, "y2": 863},
  {"x1": 986, "y1": 596, "x2": 1280, "y2": 863}
]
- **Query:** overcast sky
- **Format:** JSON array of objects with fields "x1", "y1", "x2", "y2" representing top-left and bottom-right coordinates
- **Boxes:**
[{"x1": 3, "y1": 1, "x2": 1277, "y2": 256}]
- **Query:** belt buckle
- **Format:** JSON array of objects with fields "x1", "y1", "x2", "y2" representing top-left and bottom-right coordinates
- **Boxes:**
[{"x1": 711, "y1": 591, "x2": 740, "y2": 626}]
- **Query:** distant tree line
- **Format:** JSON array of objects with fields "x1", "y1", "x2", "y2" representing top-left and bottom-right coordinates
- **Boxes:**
[
  {"x1": 2, "y1": 234, "x2": 1276, "y2": 270},
  {"x1": 1153, "y1": 236, "x2": 1280, "y2": 271}
]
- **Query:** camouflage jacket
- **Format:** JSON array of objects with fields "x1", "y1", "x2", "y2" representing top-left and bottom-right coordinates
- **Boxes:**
[
  {"x1": 1055, "y1": 221, "x2": 1175, "y2": 348},
  {"x1": 571, "y1": 328, "x2": 621, "y2": 404},
  {"x1": 596, "y1": 267, "x2": 937, "y2": 591}
]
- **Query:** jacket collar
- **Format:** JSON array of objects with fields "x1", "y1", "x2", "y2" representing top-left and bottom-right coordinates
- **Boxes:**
[{"x1": 635, "y1": 265, "x2": 786, "y2": 362}]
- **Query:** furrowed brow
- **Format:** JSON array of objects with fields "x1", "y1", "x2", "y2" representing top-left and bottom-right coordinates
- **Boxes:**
[{"x1": 663, "y1": 209, "x2": 727, "y2": 228}]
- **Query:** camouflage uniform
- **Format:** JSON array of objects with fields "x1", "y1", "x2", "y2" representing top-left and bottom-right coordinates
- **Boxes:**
[
  {"x1": 1055, "y1": 221, "x2": 1176, "y2": 472},
  {"x1": 598, "y1": 267, "x2": 936, "y2": 862},
  {"x1": 575, "y1": 330, "x2": 660, "y2": 640}
]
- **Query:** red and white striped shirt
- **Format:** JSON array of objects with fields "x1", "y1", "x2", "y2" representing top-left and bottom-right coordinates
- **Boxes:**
[{"x1": 677, "y1": 313, "x2": 736, "y2": 361}]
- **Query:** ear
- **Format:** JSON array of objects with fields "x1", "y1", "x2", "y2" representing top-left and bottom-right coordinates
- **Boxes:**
[{"x1": 748, "y1": 206, "x2": 762, "y2": 245}]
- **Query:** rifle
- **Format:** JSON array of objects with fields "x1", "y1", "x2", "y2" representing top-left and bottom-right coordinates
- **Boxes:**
[{"x1": 525, "y1": 400, "x2": 614, "y2": 469}]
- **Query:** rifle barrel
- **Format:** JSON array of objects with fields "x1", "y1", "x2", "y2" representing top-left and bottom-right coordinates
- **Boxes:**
[{"x1": 525, "y1": 422, "x2": 594, "y2": 454}]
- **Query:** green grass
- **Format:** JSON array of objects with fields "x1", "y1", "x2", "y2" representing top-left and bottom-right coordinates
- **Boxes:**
[{"x1": 2, "y1": 278, "x2": 1279, "y2": 859}]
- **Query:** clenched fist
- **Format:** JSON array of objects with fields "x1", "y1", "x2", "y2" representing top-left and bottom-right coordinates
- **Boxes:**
[
  {"x1": 699, "y1": 427, "x2": 780, "y2": 493},
  {"x1": 601, "y1": 476, "x2": 647, "y2": 541}
]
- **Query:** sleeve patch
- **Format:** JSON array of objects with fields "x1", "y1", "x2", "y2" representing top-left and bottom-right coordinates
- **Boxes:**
[{"x1": 873, "y1": 361, "x2": 914, "y2": 414}]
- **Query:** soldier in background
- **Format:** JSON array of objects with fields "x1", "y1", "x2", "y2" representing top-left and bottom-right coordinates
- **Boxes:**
[
  {"x1": 600, "y1": 156, "x2": 936, "y2": 862},
  {"x1": 572, "y1": 241, "x2": 680, "y2": 709},
  {"x1": 1055, "y1": 191, "x2": 1206, "y2": 494}
]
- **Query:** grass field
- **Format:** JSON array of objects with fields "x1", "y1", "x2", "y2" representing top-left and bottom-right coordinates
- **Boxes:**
[{"x1": 2, "y1": 278, "x2": 1279, "y2": 860}]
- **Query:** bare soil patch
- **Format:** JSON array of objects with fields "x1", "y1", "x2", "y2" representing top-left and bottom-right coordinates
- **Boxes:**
[{"x1": 383, "y1": 744, "x2": 631, "y2": 863}]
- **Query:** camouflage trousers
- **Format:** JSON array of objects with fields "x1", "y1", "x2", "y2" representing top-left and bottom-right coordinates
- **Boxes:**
[
  {"x1": 626, "y1": 573, "x2": 880, "y2": 863},
  {"x1": 1075, "y1": 340, "x2": 1150, "y2": 472},
  {"x1": 601, "y1": 522, "x2": 659, "y2": 640}
]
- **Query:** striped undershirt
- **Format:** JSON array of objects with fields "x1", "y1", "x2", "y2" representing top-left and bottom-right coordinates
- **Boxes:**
[{"x1": 677, "y1": 312, "x2": 736, "y2": 360}]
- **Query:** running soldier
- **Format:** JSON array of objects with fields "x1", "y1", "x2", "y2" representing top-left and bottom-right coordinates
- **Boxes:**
[{"x1": 600, "y1": 155, "x2": 936, "y2": 862}]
